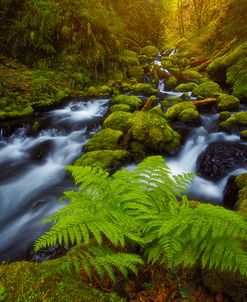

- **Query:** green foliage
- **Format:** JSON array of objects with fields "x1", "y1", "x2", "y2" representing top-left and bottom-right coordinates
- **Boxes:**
[
  {"x1": 35, "y1": 156, "x2": 247, "y2": 280},
  {"x1": 0, "y1": 286, "x2": 6, "y2": 301}
]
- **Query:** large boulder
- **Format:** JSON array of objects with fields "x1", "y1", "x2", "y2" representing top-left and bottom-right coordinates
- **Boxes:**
[
  {"x1": 84, "y1": 128, "x2": 123, "y2": 152},
  {"x1": 217, "y1": 93, "x2": 240, "y2": 111},
  {"x1": 175, "y1": 82, "x2": 198, "y2": 92},
  {"x1": 192, "y1": 81, "x2": 222, "y2": 98},
  {"x1": 164, "y1": 101, "x2": 199, "y2": 123},
  {"x1": 196, "y1": 142, "x2": 247, "y2": 180},
  {"x1": 130, "y1": 111, "x2": 181, "y2": 153},
  {"x1": 111, "y1": 94, "x2": 142, "y2": 109},
  {"x1": 103, "y1": 111, "x2": 132, "y2": 132}
]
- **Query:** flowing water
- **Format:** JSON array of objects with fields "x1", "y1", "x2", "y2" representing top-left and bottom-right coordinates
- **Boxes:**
[{"x1": 0, "y1": 99, "x2": 109, "y2": 261}]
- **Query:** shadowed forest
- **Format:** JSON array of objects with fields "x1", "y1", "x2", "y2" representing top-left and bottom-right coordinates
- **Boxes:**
[{"x1": 0, "y1": 0, "x2": 247, "y2": 301}]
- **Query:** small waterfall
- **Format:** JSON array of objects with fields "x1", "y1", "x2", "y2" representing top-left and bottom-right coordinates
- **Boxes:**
[{"x1": 0, "y1": 98, "x2": 110, "y2": 261}]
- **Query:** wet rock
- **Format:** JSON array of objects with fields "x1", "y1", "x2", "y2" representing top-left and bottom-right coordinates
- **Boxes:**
[
  {"x1": 222, "y1": 176, "x2": 238, "y2": 209},
  {"x1": 196, "y1": 142, "x2": 247, "y2": 180},
  {"x1": 31, "y1": 244, "x2": 68, "y2": 262},
  {"x1": 29, "y1": 140, "x2": 54, "y2": 160}
]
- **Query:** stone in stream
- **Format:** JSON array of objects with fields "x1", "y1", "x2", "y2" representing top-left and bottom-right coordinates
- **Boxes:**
[
  {"x1": 29, "y1": 140, "x2": 54, "y2": 160},
  {"x1": 222, "y1": 175, "x2": 239, "y2": 209},
  {"x1": 196, "y1": 141, "x2": 247, "y2": 180}
]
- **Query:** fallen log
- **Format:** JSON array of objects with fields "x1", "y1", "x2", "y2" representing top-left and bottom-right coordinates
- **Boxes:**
[{"x1": 192, "y1": 98, "x2": 218, "y2": 106}]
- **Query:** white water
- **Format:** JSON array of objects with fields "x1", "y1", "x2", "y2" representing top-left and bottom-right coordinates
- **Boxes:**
[{"x1": 0, "y1": 99, "x2": 109, "y2": 260}]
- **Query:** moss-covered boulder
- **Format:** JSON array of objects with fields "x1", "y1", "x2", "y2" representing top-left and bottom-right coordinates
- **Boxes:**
[
  {"x1": 121, "y1": 49, "x2": 139, "y2": 66},
  {"x1": 235, "y1": 173, "x2": 247, "y2": 190},
  {"x1": 149, "y1": 106, "x2": 163, "y2": 116},
  {"x1": 75, "y1": 150, "x2": 129, "y2": 170},
  {"x1": 166, "y1": 76, "x2": 178, "y2": 90},
  {"x1": 0, "y1": 247, "x2": 125, "y2": 302},
  {"x1": 98, "y1": 85, "x2": 112, "y2": 96},
  {"x1": 178, "y1": 108, "x2": 199, "y2": 123},
  {"x1": 220, "y1": 112, "x2": 247, "y2": 130},
  {"x1": 110, "y1": 104, "x2": 131, "y2": 113},
  {"x1": 240, "y1": 130, "x2": 247, "y2": 140},
  {"x1": 103, "y1": 111, "x2": 132, "y2": 132},
  {"x1": 84, "y1": 128, "x2": 123, "y2": 152},
  {"x1": 219, "y1": 111, "x2": 231, "y2": 121},
  {"x1": 130, "y1": 83, "x2": 158, "y2": 95},
  {"x1": 130, "y1": 111, "x2": 181, "y2": 153},
  {"x1": 112, "y1": 94, "x2": 142, "y2": 109},
  {"x1": 140, "y1": 45, "x2": 158, "y2": 57},
  {"x1": 175, "y1": 82, "x2": 198, "y2": 92},
  {"x1": 182, "y1": 69, "x2": 203, "y2": 79},
  {"x1": 192, "y1": 81, "x2": 222, "y2": 97},
  {"x1": 164, "y1": 101, "x2": 199, "y2": 123},
  {"x1": 163, "y1": 96, "x2": 182, "y2": 107},
  {"x1": 232, "y1": 74, "x2": 247, "y2": 101},
  {"x1": 217, "y1": 93, "x2": 240, "y2": 111}
]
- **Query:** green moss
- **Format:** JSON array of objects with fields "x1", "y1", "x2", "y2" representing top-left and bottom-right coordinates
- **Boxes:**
[
  {"x1": 175, "y1": 82, "x2": 198, "y2": 92},
  {"x1": 112, "y1": 94, "x2": 142, "y2": 109},
  {"x1": 165, "y1": 96, "x2": 182, "y2": 106},
  {"x1": 219, "y1": 111, "x2": 231, "y2": 121},
  {"x1": 110, "y1": 104, "x2": 131, "y2": 113},
  {"x1": 166, "y1": 76, "x2": 178, "y2": 90},
  {"x1": 192, "y1": 81, "x2": 222, "y2": 97},
  {"x1": 99, "y1": 85, "x2": 112, "y2": 96},
  {"x1": 130, "y1": 83, "x2": 158, "y2": 95},
  {"x1": 226, "y1": 57, "x2": 247, "y2": 86},
  {"x1": 0, "y1": 249, "x2": 125, "y2": 302},
  {"x1": 164, "y1": 101, "x2": 198, "y2": 123},
  {"x1": 130, "y1": 141, "x2": 145, "y2": 153},
  {"x1": 121, "y1": 50, "x2": 139, "y2": 66},
  {"x1": 178, "y1": 108, "x2": 199, "y2": 123},
  {"x1": 161, "y1": 100, "x2": 169, "y2": 107},
  {"x1": 140, "y1": 45, "x2": 158, "y2": 57},
  {"x1": 240, "y1": 130, "x2": 247, "y2": 140},
  {"x1": 32, "y1": 121, "x2": 40, "y2": 133},
  {"x1": 84, "y1": 128, "x2": 123, "y2": 152},
  {"x1": 182, "y1": 69, "x2": 203, "y2": 79},
  {"x1": 149, "y1": 106, "x2": 163, "y2": 116},
  {"x1": 220, "y1": 112, "x2": 247, "y2": 130},
  {"x1": 217, "y1": 93, "x2": 240, "y2": 111},
  {"x1": 75, "y1": 150, "x2": 129, "y2": 170},
  {"x1": 232, "y1": 74, "x2": 247, "y2": 101},
  {"x1": 127, "y1": 66, "x2": 144, "y2": 82},
  {"x1": 235, "y1": 173, "x2": 247, "y2": 190},
  {"x1": 130, "y1": 111, "x2": 180, "y2": 153},
  {"x1": 161, "y1": 59, "x2": 173, "y2": 68},
  {"x1": 103, "y1": 111, "x2": 133, "y2": 132}
]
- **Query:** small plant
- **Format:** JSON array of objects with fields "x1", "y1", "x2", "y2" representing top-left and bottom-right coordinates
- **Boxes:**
[{"x1": 0, "y1": 286, "x2": 6, "y2": 301}]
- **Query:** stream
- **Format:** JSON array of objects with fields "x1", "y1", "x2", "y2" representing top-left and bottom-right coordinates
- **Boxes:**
[{"x1": 0, "y1": 89, "x2": 246, "y2": 262}]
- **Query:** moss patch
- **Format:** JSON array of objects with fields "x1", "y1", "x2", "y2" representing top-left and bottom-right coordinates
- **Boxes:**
[
  {"x1": 175, "y1": 82, "x2": 198, "y2": 92},
  {"x1": 84, "y1": 129, "x2": 123, "y2": 152},
  {"x1": 217, "y1": 93, "x2": 240, "y2": 111},
  {"x1": 75, "y1": 150, "x2": 129, "y2": 169},
  {"x1": 192, "y1": 81, "x2": 222, "y2": 98},
  {"x1": 112, "y1": 94, "x2": 142, "y2": 109},
  {"x1": 103, "y1": 111, "x2": 132, "y2": 132},
  {"x1": 164, "y1": 101, "x2": 198, "y2": 123},
  {"x1": 110, "y1": 104, "x2": 131, "y2": 113},
  {"x1": 0, "y1": 249, "x2": 125, "y2": 302}
]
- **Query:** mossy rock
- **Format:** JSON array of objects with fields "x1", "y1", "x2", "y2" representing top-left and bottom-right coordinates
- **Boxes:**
[
  {"x1": 178, "y1": 108, "x2": 199, "y2": 123},
  {"x1": 226, "y1": 57, "x2": 247, "y2": 86},
  {"x1": 140, "y1": 45, "x2": 158, "y2": 57},
  {"x1": 75, "y1": 150, "x2": 129, "y2": 170},
  {"x1": 103, "y1": 111, "x2": 132, "y2": 132},
  {"x1": 207, "y1": 42, "x2": 247, "y2": 84},
  {"x1": 164, "y1": 101, "x2": 198, "y2": 123},
  {"x1": 217, "y1": 93, "x2": 240, "y2": 111},
  {"x1": 161, "y1": 59, "x2": 173, "y2": 68},
  {"x1": 235, "y1": 173, "x2": 247, "y2": 190},
  {"x1": 84, "y1": 128, "x2": 123, "y2": 152},
  {"x1": 220, "y1": 112, "x2": 247, "y2": 130},
  {"x1": 149, "y1": 106, "x2": 163, "y2": 116},
  {"x1": 164, "y1": 96, "x2": 182, "y2": 106},
  {"x1": 112, "y1": 94, "x2": 142, "y2": 109},
  {"x1": 0, "y1": 247, "x2": 125, "y2": 302},
  {"x1": 87, "y1": 86, "x2": 98, "y2": 97},
  {"x1": 240, "y1": 130, "x2": 247, "y2": 140},
  {"x1": 130, "y1": 83, "x2": 158, "y2": 95},
  {"x1": 121, "y1": 50, "x2": 139, "y2": 66},
  {"x1": 98, "y1": 85, "x2": 112, "y2": 95},
  {"x1": 110, "y1": 104, "x2": 131, "y2": 113},
  {"x1": 232, "y1": 74, "x2": 247, "y2": 101},
  {"x1": 166, "y1": 76, "x2": 178, "y2": 90},
  {"x1": 127, "y1": 66, "x2": 144, "y2": 82},
  {"x1": 130, "y1": 111, "x2": 180, "y2": 153},
  {"x1": 175, "y1": 82, "x2": 198, "y2": 92},
  {"x1": 0, "y1": 104, "x2": 34, "y2": 121},
  {"x1": 219, "y1": 111, "x2": 231, "y2": 121},
  {"x1": 192, "y1": 81, "x2": 222, "y2": 97},
  {"x1": 182, "y1": 69, "x2": 203, "y2": 79},
  {"x1": 130, "y1": 141, "x2": 145, "y2": 154}
]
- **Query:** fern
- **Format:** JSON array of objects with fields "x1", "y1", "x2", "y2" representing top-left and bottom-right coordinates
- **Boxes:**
[{"x1": 35, "y1": 156, "x2": 247, "y2": 280}]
